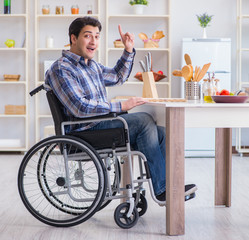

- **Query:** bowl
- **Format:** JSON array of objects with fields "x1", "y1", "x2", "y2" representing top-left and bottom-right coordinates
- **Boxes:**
[
  {"x1": 211, "y1": 95, "x2": 249, "y2": 103},
  {"x1": 134, "y1": 72, "x2": 166, "y2": 82}
]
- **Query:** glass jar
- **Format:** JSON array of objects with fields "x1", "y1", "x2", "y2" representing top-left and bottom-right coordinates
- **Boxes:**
[
  {"x1": 42, "y1": 5, "x2": 50, "y2": 14},
  {"x1": 55, "y1": 6, "x2": 64, "y2": 14},
  {"x1": 71, "y1": 5, "x2": 79, "y2": 14}
]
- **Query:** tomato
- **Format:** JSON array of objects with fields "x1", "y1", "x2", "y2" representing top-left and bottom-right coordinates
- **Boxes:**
[
  {"x1": 216, "y1": 91, "x2": 220, "y2": 95},
  {"x1": 220, "y1": 89, "x2": 230, "y2": 95},
  {"x1": 158, "y1": 70, "x2": 163, "y2": 75}
]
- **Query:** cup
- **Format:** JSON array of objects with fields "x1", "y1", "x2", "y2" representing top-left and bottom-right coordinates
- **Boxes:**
[{"x1": 184, "y1": 81, "x2": 200, "y2": 100}]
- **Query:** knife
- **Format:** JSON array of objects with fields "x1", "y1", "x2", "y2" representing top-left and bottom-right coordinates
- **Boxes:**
[
  {"x1": 145, "y1": 55, "x2": 149, "y2": 72},
  {"x1": 139, "y1": 60, "x2": 146, "y2": 72},
  {"x1": 148, "y1": 52, "x2": 152, "y2": 71}
]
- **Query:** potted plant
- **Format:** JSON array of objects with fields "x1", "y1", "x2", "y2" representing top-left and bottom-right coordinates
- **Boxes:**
[
  {"x1": 129, "y1": 0, "x2": 149, "y2": 15},
  {"x1": 196, "y1": 13, "x2": 213, "y2": 38}
]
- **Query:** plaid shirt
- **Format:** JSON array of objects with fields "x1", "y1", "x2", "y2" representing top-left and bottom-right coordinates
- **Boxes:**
[{"x1": 45, "y1": 49, "x2": 135, "y2": 132}]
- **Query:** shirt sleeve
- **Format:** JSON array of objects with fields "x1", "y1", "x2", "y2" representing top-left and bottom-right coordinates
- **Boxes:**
[
  {"x1": 99, "y1": 49, "x2": 136, "y2": 87},
  {"x1": 46, "y1": 62, "x2": 122, "y2": 118}
]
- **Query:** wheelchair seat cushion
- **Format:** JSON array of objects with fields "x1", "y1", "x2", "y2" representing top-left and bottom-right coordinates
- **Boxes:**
[{"x1": 68, "y1": 128, "x2": 126, "y2": 150}]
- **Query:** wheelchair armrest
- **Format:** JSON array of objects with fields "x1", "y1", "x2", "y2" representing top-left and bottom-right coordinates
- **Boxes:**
[
  {"x1": 60, "y1": 111, "x2": 129, "y2": 135},
  {"x1": 71, "y1": 111, "x2": 128, "y2": 122}
]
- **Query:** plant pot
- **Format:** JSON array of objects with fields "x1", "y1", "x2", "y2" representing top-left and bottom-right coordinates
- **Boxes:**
[
  {"x1": 202, "y1": 28, "x2": 207, "y2": 38},
  {"x1": 133, "y1": 4, "x2": 145, "y2": 15}
]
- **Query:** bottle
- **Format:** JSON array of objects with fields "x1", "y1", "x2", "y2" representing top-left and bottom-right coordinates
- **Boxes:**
[
  {"x1": 202, "y1": 79, "x2": 208, "y2": 101},
  {"x1": 203, "y1": 73, "x2": 215, "y2": 103},
  {"x1": 4, "y1": 0, "x2": 11, "y2": 14},
  {"x1": 87, "y1": 5, "x2": 92, "y2": 14},
  {"x1": 214, "y1": 79, "x2": 220, "y2": 95}
]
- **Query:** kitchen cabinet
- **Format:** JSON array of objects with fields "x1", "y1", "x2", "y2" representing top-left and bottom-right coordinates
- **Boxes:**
[
  {"x1": 34, "y1": 0, "x2": 100, "y2": 141},
  {"x1": 236, "y1": 0, "x2": 249, "y2": 155},
  {"x1": 105, "y1": 0, "x2": 171, "y2": 100},
  {"x1": 0, "y1": 0, "x2": 29, "y2": 151}
]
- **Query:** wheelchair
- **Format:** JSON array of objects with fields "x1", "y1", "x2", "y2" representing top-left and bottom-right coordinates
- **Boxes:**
[{"x1": 17, "y1": 84, "x2": 165, "y2": 229}]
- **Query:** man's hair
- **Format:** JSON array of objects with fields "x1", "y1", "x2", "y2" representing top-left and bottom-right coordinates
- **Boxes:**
[{"x1": 69, "y1": 17, "x2": 102, "y2": 44}]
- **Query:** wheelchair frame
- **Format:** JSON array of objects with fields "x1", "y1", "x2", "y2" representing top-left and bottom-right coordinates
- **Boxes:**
[{"x1": 17, "y1": 84, "x2": 165, "y2": 229}]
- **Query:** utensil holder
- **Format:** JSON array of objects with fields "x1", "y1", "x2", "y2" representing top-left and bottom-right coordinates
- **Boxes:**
[
  {"x1": 184, "y1": 81, "x2": 200, "y2": 100},
  {"x1": 142, "y1": 71, "x2": 158, "y2": 98}
]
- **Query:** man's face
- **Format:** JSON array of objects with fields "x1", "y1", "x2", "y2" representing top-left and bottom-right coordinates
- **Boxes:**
[{"x1": 71, "y1": 25, "x2": 100, "y2": 63}]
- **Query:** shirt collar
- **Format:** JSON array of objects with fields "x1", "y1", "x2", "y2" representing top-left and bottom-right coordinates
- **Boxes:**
[{"x1": 62, "y1": 50, "x2": 95, "y2": 67}]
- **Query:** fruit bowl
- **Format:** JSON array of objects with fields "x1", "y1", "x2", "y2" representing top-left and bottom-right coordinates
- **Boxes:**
[
  {"x1": 211, "y1": 95, "x2": 249, "y2": 103},
  {"x1": 134, "y1": 72, "x2": 166, "y2": 82}
]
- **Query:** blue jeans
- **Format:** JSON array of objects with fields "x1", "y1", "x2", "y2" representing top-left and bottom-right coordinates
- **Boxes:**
[{"x1": 89, "y1": 112, "x2": 166, "y2": 196}]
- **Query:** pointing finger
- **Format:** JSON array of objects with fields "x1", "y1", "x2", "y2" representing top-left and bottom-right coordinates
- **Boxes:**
[{"x1": 118, "y1": 24, "x2": 123, "y2": 36}]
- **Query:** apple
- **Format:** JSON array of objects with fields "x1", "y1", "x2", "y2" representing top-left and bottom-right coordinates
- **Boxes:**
[
  {"x1": 5, "y1": 39, "x2": 15, "y2": 48},
  {"x1": 220, "y1": 89, "x2": 230, "y2": 95},
  {"x1": 158, "y1": 70, "x2": 163, "y2": 75}
]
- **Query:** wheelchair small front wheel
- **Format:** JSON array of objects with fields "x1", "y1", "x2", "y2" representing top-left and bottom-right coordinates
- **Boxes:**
[
  {"x1": 132, "y1": 193, "x2": 147, "y2": 217},
  {"x1": 114, "y1": 202, "x2": 139, "y2": 229}
]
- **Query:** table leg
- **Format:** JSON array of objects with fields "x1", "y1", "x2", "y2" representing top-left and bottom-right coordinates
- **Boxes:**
[
  {"x1": 215, "y1": 128, "x2": 232, "y2": 207},
  {"x1": 166, "y1": 107, "x2": 185, "y2": 235}
]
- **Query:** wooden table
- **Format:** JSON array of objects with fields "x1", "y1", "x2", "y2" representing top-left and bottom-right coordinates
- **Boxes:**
[{"x1": 140, "y1": 101, "x2": 249, "y2": 236}]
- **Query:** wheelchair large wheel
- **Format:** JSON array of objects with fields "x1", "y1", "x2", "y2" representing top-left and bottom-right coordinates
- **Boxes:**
[{"x1": 18, "y1": 135, "x2": 107, "y2": 227}]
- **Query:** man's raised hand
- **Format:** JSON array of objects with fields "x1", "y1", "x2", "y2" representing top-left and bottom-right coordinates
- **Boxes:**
[{"x1": 118, "y1": 24, "x2": 134, "y2": 53}]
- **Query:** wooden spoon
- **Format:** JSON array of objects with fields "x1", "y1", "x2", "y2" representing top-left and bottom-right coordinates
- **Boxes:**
[
  {"x1": 184, "y1": 54, "x2": 192, "y2": 65},
  {"x1": 189, "y1": 64, "x2": 193, "y2": 80},
  {"x1": 197, "y1": 63, "x2": 211, "y2": 82},
  {"x1": 195, "y1": 67, "x2": 201, "y2": 82},
  {"x1": 139, "y1": 32, "x2": 148, "y2": 40},
  {"x1": 181, "y1": 65, "x2": 192, "y2": 81},
  {"x1": 172, "y1": 69, "x2": 182, "y2": 77}
]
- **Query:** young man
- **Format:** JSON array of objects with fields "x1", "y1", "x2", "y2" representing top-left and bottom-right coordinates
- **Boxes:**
[{"x1": 45, "y1": 17, "x2": 197, "y2": 202}]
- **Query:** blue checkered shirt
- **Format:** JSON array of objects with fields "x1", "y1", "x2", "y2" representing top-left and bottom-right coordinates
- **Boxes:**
[{"x1": 45, "y1": 49, "x2": 135, "y2": 133}]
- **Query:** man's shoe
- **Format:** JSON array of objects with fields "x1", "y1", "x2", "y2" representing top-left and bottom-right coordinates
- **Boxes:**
[
  {"x1": 184, "y1": 184, "x2": 197, "y2": 201},
  {"x1": 155, "y1": 184, "x2": 197, "y2": 202}
]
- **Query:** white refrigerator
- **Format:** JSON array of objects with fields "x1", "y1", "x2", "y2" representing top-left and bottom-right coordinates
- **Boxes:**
[{"x1": 181, "y1": 38, "x2": 231, "y2": 157}]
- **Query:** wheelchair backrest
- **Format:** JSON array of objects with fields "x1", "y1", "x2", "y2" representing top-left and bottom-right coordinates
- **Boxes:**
[{"x1": 46, "y1": 90, "x2": 67, "y2": 136}]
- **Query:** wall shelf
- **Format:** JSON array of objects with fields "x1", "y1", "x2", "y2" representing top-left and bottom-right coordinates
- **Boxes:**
[
  {"x1": 0, "y1": 0, "x2": 29, "y2": 152},
  {"x1": 106, "y1": 0, "x2": 171, "y2": 101}
]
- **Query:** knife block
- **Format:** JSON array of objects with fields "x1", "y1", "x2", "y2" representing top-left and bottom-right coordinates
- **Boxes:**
[{"x1": 142, "y1": 71, "x2": 158, "y2": 98}]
